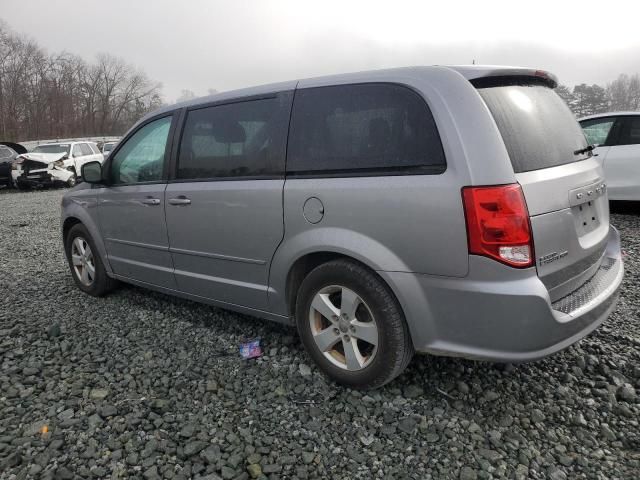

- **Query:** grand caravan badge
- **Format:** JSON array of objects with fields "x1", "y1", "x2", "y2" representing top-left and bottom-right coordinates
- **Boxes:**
[{"x1": 539, "y1": 251, "x2": 569, "y2": 265}]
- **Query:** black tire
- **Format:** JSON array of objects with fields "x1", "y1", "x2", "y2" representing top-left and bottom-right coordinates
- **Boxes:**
[
  {"x1": 295, "y1": 259, "x2": 414, "y2": 389},
  {"x1": 66, "y1": 170, "x2": 77, "y2": 187},
  {"x1": 65, "y1": 223, "x2": 117, "y2": 296}
]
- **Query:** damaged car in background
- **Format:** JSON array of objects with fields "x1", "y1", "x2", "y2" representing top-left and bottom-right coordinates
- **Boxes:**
[
  {"x1": 0, "y1": 142, "x2": 26, "y2": 188},
  {"x1": 12, "y1": 141, "x2": 103, "y2": 189}
]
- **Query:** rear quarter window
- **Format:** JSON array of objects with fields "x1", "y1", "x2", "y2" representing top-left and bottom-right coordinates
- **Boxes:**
[
  {"x1": 478, "y1": 84, "x2": 590, "y2": 173},
  {"x1": 80, "y1": 143, "x2": 93, "y2": 156},
  {"x1": 287, "y1": 83, "x2": 446, "y2": 175}
]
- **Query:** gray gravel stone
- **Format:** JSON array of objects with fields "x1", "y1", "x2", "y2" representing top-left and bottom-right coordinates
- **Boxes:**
[
  {"x1": 403, "y1": 384, "x2": 424, "y2": 398},
  {"x1": 89, "y1": 388, "x2": 109, "y2": 400},
  {"x1": 459, "y1": 466, "x2": 478, "y2": 480},
  {"x1": 616, "y1": 384, "x2": 636, "y2": 402},
  {"x1": 1, "y1": 189, "x2": 639, "y2": 480},
  {"x1": 47, "y1": 323, "x2": 61, "y2": 338},
  {"x1": 184, "y1": 441, "x2": 208, "y2": 457}
]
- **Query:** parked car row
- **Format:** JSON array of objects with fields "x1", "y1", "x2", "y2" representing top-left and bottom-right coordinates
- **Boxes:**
[{"x1": 0, "y1": 140, "x2": 117, "y2": 190}]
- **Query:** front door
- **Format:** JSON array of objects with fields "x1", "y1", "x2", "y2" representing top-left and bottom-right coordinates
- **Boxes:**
[
  {"x1": 164, "y1": 93, "x2": 292, "y2": 309},
  {"x1": 97, "y1": 115, "x2": 177, "y2": 288}
]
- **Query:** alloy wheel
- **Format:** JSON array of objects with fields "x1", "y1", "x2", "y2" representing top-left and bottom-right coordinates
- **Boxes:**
[
  {"x1": 71, "y1": 237, "x2": 95, "y2": 286},
  {"x1": 308, "y1": 285, "x2": 379, "y2": 371}
]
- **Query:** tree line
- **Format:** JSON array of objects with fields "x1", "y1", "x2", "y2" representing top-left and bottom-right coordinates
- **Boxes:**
[
  {"x1": 556, "y1": 74, "x2": 640, "y2": 118},
  {"x1": 0, "y1": 19, "x2": 163, "y2": 142}
]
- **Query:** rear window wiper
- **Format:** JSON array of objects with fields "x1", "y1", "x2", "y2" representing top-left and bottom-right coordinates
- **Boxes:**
[{"x1": 574, "y1": 145, "x2": 595, "y2": 156}]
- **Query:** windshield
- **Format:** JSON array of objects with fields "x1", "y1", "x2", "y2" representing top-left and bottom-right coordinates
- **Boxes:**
[
  {"x1": 32, "y1": 144, "x2": 70, "y2": 155},
  {"x1": 477, "y1": 84, "x2": 590, "y2": 173},
  {"x1": 0, "y1": 146, "x2": 14, "y2": 159}
]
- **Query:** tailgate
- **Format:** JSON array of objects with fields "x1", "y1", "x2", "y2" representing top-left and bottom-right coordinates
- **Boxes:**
[
  {"x1": 517, "y1": 160, "x2": 609, "y2": 301},
  {"x1": 476, "y1": 80, "x2": 610, "y2": 302}
]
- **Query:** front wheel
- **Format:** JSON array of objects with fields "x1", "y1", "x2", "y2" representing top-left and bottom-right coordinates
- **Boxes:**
[
  {"x1": 65, "y1": 224, "x2": 117, "y2": 296},
  {"x1": 296, "y1": 259, "x2": 414, "y2": 389},
  {"x1": 66, "y1": 173, "x2": 77, "y2": 187}
]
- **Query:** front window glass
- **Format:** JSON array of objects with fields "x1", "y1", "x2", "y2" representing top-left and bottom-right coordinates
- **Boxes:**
[
  {"x1": 72, "y1": 144, "x2": 83, "y2": 157},
  {"x1": 110, "y1": 116, "x2": 171, "y2": 184},
  {"x1": 580, "y1": 118, "x2": 616, "y2": 146}
]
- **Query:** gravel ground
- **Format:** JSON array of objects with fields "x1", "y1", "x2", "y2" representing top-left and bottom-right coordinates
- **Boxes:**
[{"x1": 0, "y1": 188, "x2": 639, "y2": 480}]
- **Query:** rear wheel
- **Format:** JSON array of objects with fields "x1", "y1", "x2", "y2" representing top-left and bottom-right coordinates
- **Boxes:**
[
  {"x1": 65, "y1": 224, "x2": 116, "y2": 296},
  {"x1": 296, "y1": 259, "x2": 413, "y2": 389}
]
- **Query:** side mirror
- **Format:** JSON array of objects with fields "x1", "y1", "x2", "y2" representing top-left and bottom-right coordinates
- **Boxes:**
[{"x1": 82, "y1": 161, "x2": 103, "y2": 184}]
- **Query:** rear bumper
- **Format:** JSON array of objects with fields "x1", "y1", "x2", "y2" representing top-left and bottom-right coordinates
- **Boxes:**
[{"x1": 381, "y1": 226, "x2": 623, "y2": 362}]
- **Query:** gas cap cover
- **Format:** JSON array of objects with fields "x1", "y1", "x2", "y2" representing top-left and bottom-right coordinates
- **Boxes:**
[{"x1": 303, "y1": 197, "x2": 324, "y2": 224}]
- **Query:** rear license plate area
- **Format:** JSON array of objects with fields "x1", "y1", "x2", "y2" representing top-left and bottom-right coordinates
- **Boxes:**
[
  {"x1": 573, "y1": 200, "x2": 599, "y2": 234},
  {"x1": 569, "y1": 180, "x2": 606, "y2": 236}
]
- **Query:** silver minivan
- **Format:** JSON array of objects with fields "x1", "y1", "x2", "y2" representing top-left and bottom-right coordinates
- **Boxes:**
[{"x1": 62, "y1": 66, "x2": 624, "y2": 388}]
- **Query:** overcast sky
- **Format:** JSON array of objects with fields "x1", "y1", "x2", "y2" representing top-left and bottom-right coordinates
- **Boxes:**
[{"x1": 2, "y1": 0, "x2": 640, "y2": 102}]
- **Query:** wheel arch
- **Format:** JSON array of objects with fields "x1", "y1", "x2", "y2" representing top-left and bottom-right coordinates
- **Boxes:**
[
  {"x1": 62, "y1": 216, "x2": 82, "y2": 244},
  {"x1": 61, "y1": 200, "x2": 112, "y2": 275},
  {"x1": 269, "y1": 228, "x2": 412, "y2": 319},
  {"x1": 282, "y1": 251, "x2": 408, "y2": 328}
]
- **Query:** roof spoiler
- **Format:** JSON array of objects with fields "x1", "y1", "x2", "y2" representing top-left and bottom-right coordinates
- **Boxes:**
[{"x1": 446, "y1": 66, "x2": 558, "y2": 89}]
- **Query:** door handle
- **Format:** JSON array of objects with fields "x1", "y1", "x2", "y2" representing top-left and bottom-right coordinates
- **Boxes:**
[
  {"x1": 141, "y1": 197, "x2": 161, "y2": 206},
  {"x1": 168, "y1": 196, "x2": 191, "y2": 206}
]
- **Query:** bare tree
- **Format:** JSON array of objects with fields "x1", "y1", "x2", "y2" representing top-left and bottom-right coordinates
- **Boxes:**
[{"x1": 0, "y1": 20, "x2": 164, "y2": 141}]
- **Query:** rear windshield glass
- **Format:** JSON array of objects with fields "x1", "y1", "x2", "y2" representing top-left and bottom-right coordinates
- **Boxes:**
[{"x1": 477, "y1": 84, "x2": 590, "y2": 173}]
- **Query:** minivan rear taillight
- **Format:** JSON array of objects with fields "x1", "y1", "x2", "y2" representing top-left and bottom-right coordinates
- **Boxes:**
[{"x1": 462, "y1": 184, "x2": 534, "y2": 268}]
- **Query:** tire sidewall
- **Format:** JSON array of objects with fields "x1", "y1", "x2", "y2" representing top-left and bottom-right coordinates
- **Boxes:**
[
  {"x1": 65, "y1": 224, "x2": 108, "y2": 296},
  {"x1": 296, "y1": 262, "x2": 405, "y2": 388}
]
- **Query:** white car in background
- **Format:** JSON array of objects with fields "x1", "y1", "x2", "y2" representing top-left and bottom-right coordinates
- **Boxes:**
[
  {"x1": 580, "y1": 112, "x2": 640, "y2": 201},
  {"x1": 12, "y1": 141, "x2": 104, "y2": 189}
]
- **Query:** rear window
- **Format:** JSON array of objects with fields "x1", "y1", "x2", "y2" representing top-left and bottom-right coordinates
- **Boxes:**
[
  {"x1": 177, "y1": 96, "x2": 290, "y2": 180},
  {"x1": 580, "y1": 117, "x2": 616, "y2": 146},
  {"x1": 287, "y1": 83, "x2": 446, "y2": 175},
  {"x1": 477, "y1": 84, "x2": 590, "y2": 173}
]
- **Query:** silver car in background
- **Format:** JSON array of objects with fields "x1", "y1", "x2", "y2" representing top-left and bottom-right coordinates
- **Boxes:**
[
  {"x1": 61, "y1": 66, "x2": 623, "y2": 388},
  {"x1": 101, "y1": 141, "x2": 118, "y2": 157}
]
